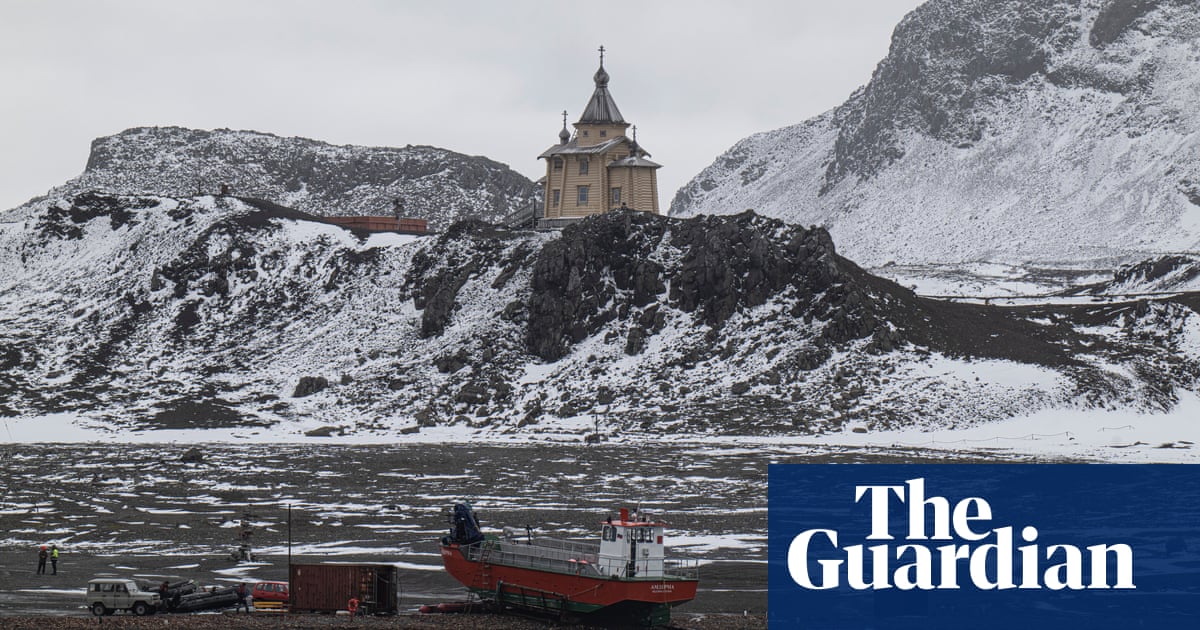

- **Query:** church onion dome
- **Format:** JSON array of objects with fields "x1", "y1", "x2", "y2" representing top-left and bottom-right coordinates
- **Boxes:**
[
  {"x1": 578, "y1": 63, "x2": 625, "y2": 124},
  {"x1": 559, "y1": 124, "x2": 570, "y2": 144}
]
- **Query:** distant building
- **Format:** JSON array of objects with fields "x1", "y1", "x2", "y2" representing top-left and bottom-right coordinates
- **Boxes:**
[{"x1": 538, "y1": 48, "x2": 662, "y2": 228}]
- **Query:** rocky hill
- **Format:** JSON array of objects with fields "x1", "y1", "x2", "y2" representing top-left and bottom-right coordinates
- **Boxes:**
[
  {"x1": 6, "y1": 127, "x2": 539, "y2": 230},
  {"x1": 2, "y1": 192, "x2": 1197, "y2": 439},
  {"x1": 671, "y1": 0, "x2": 1200, "y2": 268}
]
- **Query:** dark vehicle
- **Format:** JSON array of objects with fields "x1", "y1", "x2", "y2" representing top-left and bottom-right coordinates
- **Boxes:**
[
  {"x1": 252, "y1": 580, "x2": 289, "y2": 603},
  {"x1": 289, "y1": 564, "x2": 398, "y2": 615},
  {"x1": 168, "y1": 586, "x2": 240, "y2": 613}
]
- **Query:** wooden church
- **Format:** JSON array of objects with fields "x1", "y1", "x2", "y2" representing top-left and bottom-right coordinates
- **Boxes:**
[{"x1": 537, "y1": 48, "x2": 662, "y2": 228}]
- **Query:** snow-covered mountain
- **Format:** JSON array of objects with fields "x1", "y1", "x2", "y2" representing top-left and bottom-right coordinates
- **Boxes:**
[
  {"x1": 671, "y1": 0, "x2": 1200, "y2": 268},
  {"x1": 3, "y1": 192, "x2": 1198, "y2": 442},
  {"x1": 5, "y1": 127, "x2": 538, "y2": 230}
]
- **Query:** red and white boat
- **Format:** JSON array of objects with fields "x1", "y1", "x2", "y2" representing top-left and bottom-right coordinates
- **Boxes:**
[{"x1": 438, "y1": 504, "x2": 699, "y2": 626}]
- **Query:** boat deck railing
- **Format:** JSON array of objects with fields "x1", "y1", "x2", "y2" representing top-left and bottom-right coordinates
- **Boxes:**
[
  {"x1": 662, "y1": 558, "x2": 701, "y2": 580},
  {"x1": 460, "y1": 539, "x2": 699, "y2": 581},
  {"x1": 463, "y1": 539, "x2": 602, "y2": 577}
]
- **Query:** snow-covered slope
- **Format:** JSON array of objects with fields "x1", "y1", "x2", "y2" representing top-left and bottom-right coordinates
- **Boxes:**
[
  {"x1": 671, "y1": 0, "x2": 1200, "y2": 267},
  {"x1": 3, "y1": 127, "x2": 538, "y2": 230},
  {"x1": 3, "y1": 192, "x2": 1198, "y2": 444}
]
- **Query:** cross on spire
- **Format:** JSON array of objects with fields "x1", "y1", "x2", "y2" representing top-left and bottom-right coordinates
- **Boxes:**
[
  {"x1": 562, "y1": 110, "x2": 568, "y2": 126},
  {"x1": 598, "y1": 45, "x2": 605, "y2": 65}
]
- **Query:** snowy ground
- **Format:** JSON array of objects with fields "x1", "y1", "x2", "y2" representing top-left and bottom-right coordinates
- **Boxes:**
[
  {"x1": 2, "y1": 396, "x2": 1196, "y2": 462},
  {"x1": 872, "y1": 262, "x2": 1111, "y2": 298},
  {"x1": 794, "y1": 390, "x2": 1200, "y2": 463}
]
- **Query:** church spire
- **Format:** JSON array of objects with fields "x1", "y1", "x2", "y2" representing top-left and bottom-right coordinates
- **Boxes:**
[{"x1": 578, "y1": 45, "x2": 624, "y2": 124}]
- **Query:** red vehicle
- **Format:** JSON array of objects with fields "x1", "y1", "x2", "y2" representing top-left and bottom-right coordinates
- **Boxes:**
[{"x1": 251, "y1": 581, "x2": 289, "y2": 603}]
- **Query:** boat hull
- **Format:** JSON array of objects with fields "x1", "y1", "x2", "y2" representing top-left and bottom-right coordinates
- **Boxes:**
[{"x1": 439, "y1": 542, "x2": 697, "y2": 616}]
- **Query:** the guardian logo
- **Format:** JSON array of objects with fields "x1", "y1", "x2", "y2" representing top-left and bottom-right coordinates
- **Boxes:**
[{"x1": 787, "y1": 478, "x2": 1135, "y2": 591}]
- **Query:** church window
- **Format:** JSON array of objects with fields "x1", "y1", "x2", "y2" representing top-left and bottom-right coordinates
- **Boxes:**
[
  {"x1": 582, "y1": 130, "x2": 589, "y2": 137},
  {"x1": 552, "y1": 189, "x2": 560, "y2": 206},
  {"x1": 553, "y1": 157, "x2": 563, "y2": 170},
  {"x1": 577, "y1": 186, "x2": 589, "y2": 205},
  {"x1": 578, "y1": 157, "x2": 589, "y2": 175},
  {"x1": 600, "y1": 130, "x2": 607, "y2": 137},
  {"x1": 611, "y1": 187, "x2": 621, "y2": 204}
]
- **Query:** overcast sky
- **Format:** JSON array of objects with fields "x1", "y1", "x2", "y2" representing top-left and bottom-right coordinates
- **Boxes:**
[{"x1": 0, "y1": 0, "x2": 926, "y2": 213}]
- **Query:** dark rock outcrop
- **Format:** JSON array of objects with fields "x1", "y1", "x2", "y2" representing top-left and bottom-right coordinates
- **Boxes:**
[
  {"x1": 525, "y1": 210, "x2": 1077, "y2": 367},
  {"x1": 179, "y1": 448, "x2": 205, "y2": 464},
  {"x1": 304, "y1": 425, "x2": 342, "y2": 437},
  {"x1": 668, "y1": 212, "x2": 837, "y2": 326},
  {"x1": 1074, "y1": 254, "x2": 1200, "y2": 295},
  {"x1": 1112, "y1": 255, "x2": 1200, "y2": 287},
  {"x1": 526, "y1": 210, "x2": 668, "y2": 360},
  {"x1": 292, "y1": 376, "x2": 329, "y2": 398},
  {"x1": 407, "y1": 221, "x2": 516, "y2": 338}
]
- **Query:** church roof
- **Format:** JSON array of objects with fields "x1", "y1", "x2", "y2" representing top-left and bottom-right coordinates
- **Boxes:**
[
  {"x1": 578, "y1": 62, "x2": 625, "y2": 125},
  {"x1": 538, "y1": 136, "x2": 652, "y2": 159},
  {"x1": 610, "y1": 155, "x2": 662, "y2": 169}
]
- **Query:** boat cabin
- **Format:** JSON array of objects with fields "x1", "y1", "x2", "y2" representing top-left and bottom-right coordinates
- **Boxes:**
[{"x1": 598, "y1": 507, "x2": 667, "y2": 578}]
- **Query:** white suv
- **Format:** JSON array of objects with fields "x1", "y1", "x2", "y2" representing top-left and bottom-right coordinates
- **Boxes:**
[{"x1": 84, "y1": 578, "x2": 161, "y2": 616}]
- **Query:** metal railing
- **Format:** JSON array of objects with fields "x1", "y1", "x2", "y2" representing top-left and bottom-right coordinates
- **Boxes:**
[
  {"x1": 663, "y1": 558, "x2": 701, "y2": 580},
  {"x1": 464, "y1": 539, "x2": 601, "y2": 576},
  {"x1": 460, "y1": 540, "x2": 699, "y2": 581}
]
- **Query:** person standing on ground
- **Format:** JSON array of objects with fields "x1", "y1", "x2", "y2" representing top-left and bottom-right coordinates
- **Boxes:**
[
  {"x1": 50, "y1": 544, "x2": 59, "y2": 575},
  {"x1": 36, "y1": 546, "x2": 47, "y2": 574},
  {"x1": 236, "y1": 582, "x2": 250, "y2": 614}
]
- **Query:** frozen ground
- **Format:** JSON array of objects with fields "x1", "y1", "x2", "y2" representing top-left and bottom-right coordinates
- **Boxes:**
[
  {"x1": 2, "y1": 393, "x2": 1196, "y2": 462},
  {"x1": 796, "y1": 389, "x2": 1200, "y2": 463},
  {"x1": 0, "y1": 442, "x2": 1046, "y2": 618},
  {"x1": 0, "y1": 443, "x2": 769, "y2": 617}
]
